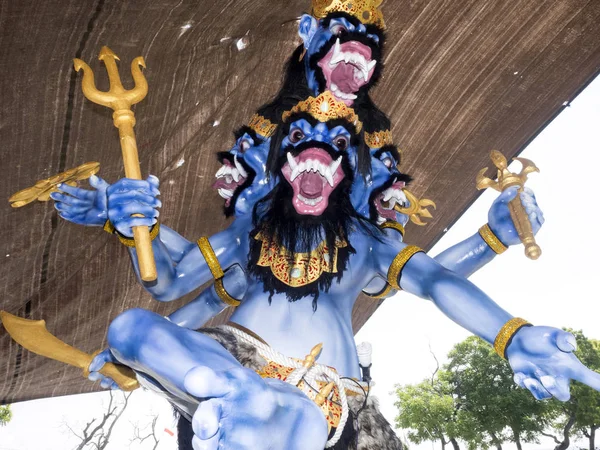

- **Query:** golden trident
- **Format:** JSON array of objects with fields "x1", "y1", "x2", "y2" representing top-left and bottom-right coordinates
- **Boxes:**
[
  {"x1": 74, "y1": 47, "x2": 157, "y2": 282},
  {"x1": 476, "y1": 150, "x2": 541, "y2": 260}
]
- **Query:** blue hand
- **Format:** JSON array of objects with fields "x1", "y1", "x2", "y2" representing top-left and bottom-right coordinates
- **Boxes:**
[
  {"x1": 507, "y1": 326, "x2": 600, "y2": 401},
  {"x1": 107, "y1": 175, "x2": 161, "y2": 237},
  {"x1": 51, "y1": 175, "x2": 110, "y2": 226},
  {"x1": 488, "y1": 186, "x2": 544, "y2": 246},
  {"x1": 185, "y1": 366, "x2": 328, "y2": 450},
  {"x1": 88, "y1": 348, "x2": 121, "y2": 390}
]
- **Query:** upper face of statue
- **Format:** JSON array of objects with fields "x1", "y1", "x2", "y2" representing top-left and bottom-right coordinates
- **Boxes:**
[
  {"x1": 213, "y1": 131, "x2": 271, "y2": 217},
  {"x1": 299, "y1": 13, "x2": 384, "y2": 106},
  {"x1": 279, "y1": 118, "x2": 356, "y2": 216}
]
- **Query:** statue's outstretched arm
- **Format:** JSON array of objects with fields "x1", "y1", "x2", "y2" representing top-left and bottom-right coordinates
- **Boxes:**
[
  {"x1": 433, "y1": 186, "x2": 543, "y2": 276},
  {"x1": 373, "y1": 238, "x2": 600, "y2": 401}
]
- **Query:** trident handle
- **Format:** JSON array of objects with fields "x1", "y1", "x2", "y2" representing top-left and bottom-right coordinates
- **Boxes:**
[
  {"x1": 74, "y1": 47, "x2": 157, "y2": 281},
  {"x1": 114, "y1": 112, "x2": 157, "y2": 281},
  {"x1": 508, "y1": 188, "x2": 541, "y2": 260}
]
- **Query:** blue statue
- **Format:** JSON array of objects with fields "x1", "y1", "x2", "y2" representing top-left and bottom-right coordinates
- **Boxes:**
[{"x1": 53, "y1": 90, "x2": 599, "y2": 450}]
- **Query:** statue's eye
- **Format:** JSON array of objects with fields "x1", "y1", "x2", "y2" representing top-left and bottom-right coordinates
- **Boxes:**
[
  {"x1": 239, "y1": 139, "x2": 251, "y2": 152},
  {"x1": 289, "y1": 129, "x2": 305, "y2": 144},
  {"x1": 382, "y1": 157, "x2": 393, "y2": 168},
  {"x1": 330, "y1": 24, "x2": 347, "y2": 35},
  {"x1": 334, "y1": 136, "x2": 348, "y2": 151}
]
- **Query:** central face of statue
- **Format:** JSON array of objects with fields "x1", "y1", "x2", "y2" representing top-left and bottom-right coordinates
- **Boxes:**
[{"x1": 280, "y1": 119, "x2": 353, "y2": 216}]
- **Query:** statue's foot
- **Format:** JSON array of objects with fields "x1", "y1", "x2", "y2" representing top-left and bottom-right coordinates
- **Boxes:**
[{"x1": 184, "y1": 366, "x2": 328, "y2": 450}]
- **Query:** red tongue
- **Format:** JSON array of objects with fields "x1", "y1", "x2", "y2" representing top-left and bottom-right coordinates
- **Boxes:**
[
  {"x1": 300, "y1": 172, "x2": 324, "y2": 198},
  {"x1": 331, "y1": 63, "x2": 361, "y2": 92}
]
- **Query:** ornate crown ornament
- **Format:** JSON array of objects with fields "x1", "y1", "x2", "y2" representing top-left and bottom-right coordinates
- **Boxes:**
[
  {"x1": 248, "y1": 114, "x2": 277, "y2": 138},
  {"x1": 282, "y1": 91, "x2": 363, "y2": 133},
  {"x1": 364, "y1": 129, "x2": 392, "y2": 148},
  {"x1": 312, "y1": 0, "x2": 385, "y2": 29}
]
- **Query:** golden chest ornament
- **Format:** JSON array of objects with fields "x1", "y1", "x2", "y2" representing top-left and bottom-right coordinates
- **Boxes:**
[{"x1": 255, "y1": 232, "x2": 347, "y2": 287}]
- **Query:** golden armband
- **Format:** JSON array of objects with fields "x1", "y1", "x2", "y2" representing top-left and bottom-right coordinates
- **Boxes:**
[
  {"x1": 380, "y1": 220, "x2": 405, "y2": 237},
  {"x1": 479, "y1": 224, "x2": 507, "y2": 255},
  {"x1": 197, "y1": 237, "x2": 241, "y2": 307},
  {"x1": 387, "y1": 245, "x2": 423, "y2": 290},
  {"x1": 493, "y1": 317, "x2": 532, "y2": 359},
  {"x1": 117, "y1": 223, "x2": 160, "y2": 248}
]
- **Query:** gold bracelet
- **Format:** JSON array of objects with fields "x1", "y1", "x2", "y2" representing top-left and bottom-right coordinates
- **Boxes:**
[
  {"x1": 479, "y1": 224, "x2": 507, "y2": 254},
  {"x1": 117, "y1": 223, "x2": 160, "y2": 247},
  {"x1": 197, "y1": 237, "x2": 241, "y2": 307},
  {"x1": 197, "y1": 237, "x2": 225, "y2": 279},
  {"x1": 214, "y1": 278, "x2": 241, "y2": 307},
  {"x1": 493, "y1": 317, "x2": 532, "y2": 359},
  {"x1": 103, "y1": 220, "x2": 115, "y2": 234},
  {"x1": 380, "y1": 220, "x2": 405, "y2": 237},
  {"x1": 387, "y1": 245, "x2": 423, "y2": 290}
]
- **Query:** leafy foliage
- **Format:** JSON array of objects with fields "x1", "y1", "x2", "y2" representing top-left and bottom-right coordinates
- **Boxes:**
[{"x1": 0, "y1": 405, "x2": 11, "y2": 426}]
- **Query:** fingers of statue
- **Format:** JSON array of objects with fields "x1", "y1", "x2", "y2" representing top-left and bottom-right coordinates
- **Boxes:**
[
  {"x1": 555, "y1": 330, "x2": 578, "y2": 353},
  {"x1": 107, "y1": 177, "x2": 160, "y2": 198},
  {"x1": 569, "y1": 360, "x2": 600, "y2": 392},
  {"x1": 56, "y1": 183, "x2": 96, "y2": 201},
  {"x1": 538, "y1": 373, "x2": 571, "y2": 401},
  {"x1": 89, "y1": 348, "x2": 117, "y2": 373},
  {"x1": 523, "y1": 377, "x2": 552, "y2": 400},
  {"x1": 89, "y1": 174, "x2": 109, "y2": 192},
  {"x1": 51, "y1": 191, "x2": 92, "y2": 207},
  {"x1": 108, "y1": 190, "x2": 162, "y2": 209}
]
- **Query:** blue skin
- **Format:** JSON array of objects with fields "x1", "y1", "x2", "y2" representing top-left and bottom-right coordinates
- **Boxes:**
[{"x1": 78, "y1": 119, "x2": 599, "y2": 449}]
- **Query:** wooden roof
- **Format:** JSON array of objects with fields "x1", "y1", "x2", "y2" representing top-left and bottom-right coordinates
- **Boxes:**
[{"x1": 1, "y1": 0, "x2": 599, "y2": 403}]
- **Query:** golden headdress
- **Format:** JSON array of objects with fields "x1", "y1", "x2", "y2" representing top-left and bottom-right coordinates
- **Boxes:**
[
  {"x1": 311, "y1": 0, "x2": 385, "y2": 30},
  {"x1": 282, "y1": 91, "x2": 363, "y2": 133}
]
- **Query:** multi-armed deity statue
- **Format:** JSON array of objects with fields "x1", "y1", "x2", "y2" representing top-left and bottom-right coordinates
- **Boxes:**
[{"x1": 3, "y1": 1, "x2": 600, "y2": 449}]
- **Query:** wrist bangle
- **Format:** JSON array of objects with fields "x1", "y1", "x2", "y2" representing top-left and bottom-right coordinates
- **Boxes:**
[
  {"x1": 117, "y1": 223, "x2": 160, "y2": 247},
  {"x1": 103, "y1": 220, "x2": 115, "y2": 234},
  {"x1": 387, "y1": 245, "x2": 423, "y2": 290},
  {"x1": 380, "y1": 220, "x2": 405, "y2": 237},
  {"x1": 197, "y1": 237, "x2": 241, "y2": 307},
  {"x1": 494, "y1": 317, "x2": 532, "y2": 359},
  {"x1": 479, "y1": 224, "x2": 507, "y2": 254}
]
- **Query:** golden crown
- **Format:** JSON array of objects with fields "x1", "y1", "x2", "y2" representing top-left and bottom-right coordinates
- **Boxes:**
[
  {"x1": 248, "y1": 114, "x2": 277, "y2": 138},
  {"x1": 311, "y1": 0, "x2": 385, "y2": 29},
  {"x1": 282, "y1": 91, "x2": 363, "y2": 133}
]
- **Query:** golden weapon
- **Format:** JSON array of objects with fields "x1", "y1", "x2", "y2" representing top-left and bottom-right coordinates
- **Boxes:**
[
  {"x1": 476, "y1": 150, "x2": 541, "y2": 260},
  {"x1": 74, "y1": 47, "x2": 156, "y2": 282},
  {"x1": 0, "y1": 311, "x2": 139, "y2": 391},
  {"x1": 394, "y1": 189, "x2": 437, "y2": 226},
  {"x1": 9, "y1": 162, "x2": 100, "y2": 208}
]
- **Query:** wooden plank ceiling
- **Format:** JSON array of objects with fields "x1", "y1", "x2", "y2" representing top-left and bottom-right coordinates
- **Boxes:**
[{"x1": 1, "y1": 0, "x2": 599, "y2": 403}]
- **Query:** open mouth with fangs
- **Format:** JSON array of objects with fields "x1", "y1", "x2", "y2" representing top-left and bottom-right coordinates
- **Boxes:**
[
  {"x1": 374, "y1": 181, "x2": 408, "y2": 224},
  {"x1": 212, "y1": 156, "x2": 249, "y2": 207},
  {"x1": 318, "y1": 38, "x2": 377, "y2": 105},
  {"x1": 281, "y1": 148, "x2": 344, "y2": 216}
]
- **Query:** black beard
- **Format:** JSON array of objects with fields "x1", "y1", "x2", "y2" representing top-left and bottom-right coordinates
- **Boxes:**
[
  {"x1": 216, "y1": 152, "x2": 256, "y2": 218},
  {"x1": 248, "y1": 150, "x2": 356, "y2": 308}
]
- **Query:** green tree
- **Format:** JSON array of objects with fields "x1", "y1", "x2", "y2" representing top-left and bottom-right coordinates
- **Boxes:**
[
  {"x1": 395, "y1": 377, "x2": 461, "y2": 450},
  {"x1": 445, "y1": 336, "x2": 552, "y2": 450},
  {"x1": 0, "y1": 405, "x2": 12, "y2": 426}
]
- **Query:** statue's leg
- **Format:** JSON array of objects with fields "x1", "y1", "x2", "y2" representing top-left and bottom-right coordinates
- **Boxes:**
[{"x1": 107, "y1": 308, "x2": 240, "y2": 394}]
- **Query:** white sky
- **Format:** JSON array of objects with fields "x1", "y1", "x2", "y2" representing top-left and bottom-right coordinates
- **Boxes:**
[{"x1": 1, "y1": 76, "x2": 599, "y2": 450}]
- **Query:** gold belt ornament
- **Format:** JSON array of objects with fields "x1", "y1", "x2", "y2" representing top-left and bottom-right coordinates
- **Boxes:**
[{"x1": 74, "y1": 46, "x2": 157, "y2": 281}]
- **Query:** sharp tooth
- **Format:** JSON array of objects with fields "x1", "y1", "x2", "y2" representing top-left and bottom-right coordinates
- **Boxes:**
[
  {"x1": 361, "y1": 67, "x2": 369, "y2": 81},
  {"x1": 291, "y1": 166, "x2": 301, "y2": 182},
  {"x1": 347, "y1": 93, "x2": 357, "y2": 100},
  {"x1": 330, "y1": 156, "x2": 342, "y2": 174},
  {"x1": 286, "y1": 152, "x2": 298, "y2": 170},
  {"x1": 383, "y1": 189, "x2": 393, "y2": 202},
  {"x1": 324, "y1": 167, "x2": 334, "y2": 187},
  {"x1": 344, "y1": 53, "x2": 350, "y2": 63},
  {"x1": 234, "y1": 155, "x2": 248, "y2": 178},
  {"x1": 367, "y1": 60, "x2": 377, "y2": 72},
  {"x1": 330, "y1": 40, "x2": 344, "y2": 65},
  {"x1": 331, "y1": 83, "x2": 338, "y2": 92},
  {"x1": 216, "y1": 166, "x2": 226, "y2": 178},
  {"x1": 231, "y1": 168, "x2": 240, "y2": 183},
  {"x1": 357, "y1": 54, "x2": 368, "y2": 70}
]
